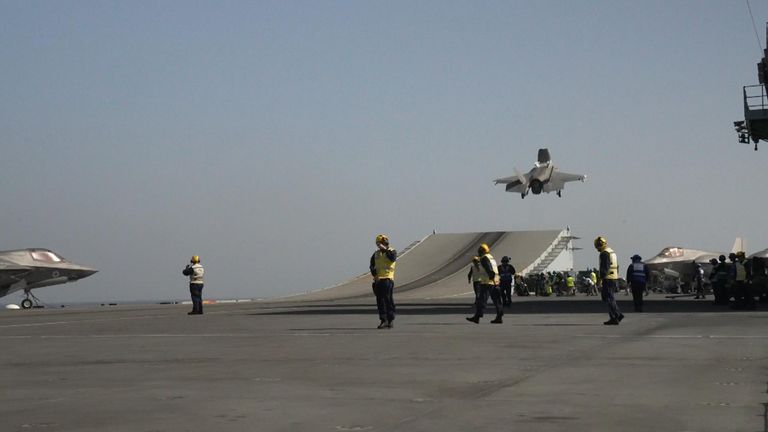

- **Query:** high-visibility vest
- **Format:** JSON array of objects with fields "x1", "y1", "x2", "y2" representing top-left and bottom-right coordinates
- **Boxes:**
[
  {"x1": 373, "y1": 250, "x2": 396, "y2": 280},
  {"x1": 477, "y1": 254, "x2": 499, "y2": 285},
  {"x1": 189, "y1": 263, "x2": 204, "y2": 284},
  {"x1": 566, "y1": 276, "x2": 575, "y2": 288},
  {"x1": 471, "y1": 263, "x2": 483, "y2": 283},
  {"x1": 590, "y1": 272, "x2": 597, "y2": 284},
  {"x1": 603, "y1": 247, "x2": 619, "y2": 280},
  {"x1": 735, "y1": 262, "x2": 747, "y2": 282},
  {"x1": 630, "y1": 262, "x2": 646, "y2": 284}
]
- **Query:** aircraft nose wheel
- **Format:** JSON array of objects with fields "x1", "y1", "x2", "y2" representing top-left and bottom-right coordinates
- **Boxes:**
[{"x1": 21, "y1": 290, "x2": 43, "y2": 309}]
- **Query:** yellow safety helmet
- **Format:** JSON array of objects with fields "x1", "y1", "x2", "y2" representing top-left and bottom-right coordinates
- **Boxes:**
[
  {"x1": 190, "y1": 255, "x2": 200, "y2": 264},
  {"x1": 478, "y1": 243, "x2": 490, "y2": 255},
  {"x1": 375, "y1": 234, "x2": 389, "y2": 245},
  {"x1": 593, "y1": 236, "x2": 607, "y2": 250}
]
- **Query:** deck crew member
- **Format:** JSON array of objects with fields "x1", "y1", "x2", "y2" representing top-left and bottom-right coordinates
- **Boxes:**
[
  {"x1": 370, "y1": 234, "x2": 397, "y2": 329},
  {"x1": 466, "y1": 244, "x2": 504, "y2": 324},
  {"x1": 595, "y1": 237, "x2": 624, "y2": 325},
  {"x1": 498, "y1": 256, "x2": 516, "y2": 307},
  {"x1": 468, "y1": 257, "x2": 482, "y2": 302},
  {"x1": 626, "y1": 254, "x2": 649, "y2": 312},
  {"x1": 182, "y1": 255, "x2": 205, "y2": 315}
]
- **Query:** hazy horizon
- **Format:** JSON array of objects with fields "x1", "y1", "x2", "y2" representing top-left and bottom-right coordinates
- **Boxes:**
[{"x1": 2, "y1": 1, "x2": 768, "y2": 304}]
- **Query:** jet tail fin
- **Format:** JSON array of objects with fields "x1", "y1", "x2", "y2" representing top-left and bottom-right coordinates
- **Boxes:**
[
  {"x1": 537, "y1": 148, "x2": 551, "y2": 164},
  {"x1": 731, "y1": 237, "x2": 745, "y2": 254}
]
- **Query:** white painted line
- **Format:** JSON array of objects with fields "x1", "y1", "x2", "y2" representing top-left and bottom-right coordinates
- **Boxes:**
[
  {"x1": 0, "y1": 332, "x2": 442, "y2": 339},
  {"x1": 577, "y1": 334, "x2": 768, "y2": 339},
  {"x1": 0, "y1": 313, "x2": 185, "y2": 329}
]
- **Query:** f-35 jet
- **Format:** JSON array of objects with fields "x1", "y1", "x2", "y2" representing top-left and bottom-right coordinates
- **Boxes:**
[
  {"x1": 494, "y1": 148, "x2": 586, "y2": 198},
  {"x1": 0, "y1": 249, "x2": 97, "y2": 308}
]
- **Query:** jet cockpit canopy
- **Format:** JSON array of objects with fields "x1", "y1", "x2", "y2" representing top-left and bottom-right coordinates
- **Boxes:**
[
  {"x1": 659, "y1": 247, "x2": 685, "y2": 258},
  {"x1": 29, "y1": 249, "x2": 65, "y2": 263}
]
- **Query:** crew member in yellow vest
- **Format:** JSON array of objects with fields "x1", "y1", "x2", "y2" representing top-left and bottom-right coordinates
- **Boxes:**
[
  {"x1": 467, "y1": 256, "x2": 482, "y2": 301},
  {"x1": 594, "y1": 236, "x2": 624, "y2": 325},
  {"x1": 466, "y1": 244, "x2": 504, "y2": 324},
  {"x1": 731, "y1": 251, "x2": 755, "y2": 310},
  {"x1": 565, "y1": 273, "x2": 576, "y2": 296},
  {"x1": 370, "y1": 234, "x2": 398, "y2": 329},
  {"x1": 182, "y1": 255, "x2": 205, "y2": 315}
]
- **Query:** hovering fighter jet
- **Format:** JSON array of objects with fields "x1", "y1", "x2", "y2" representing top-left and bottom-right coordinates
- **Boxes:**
[
  {"x1": 493, "y1": 148, "x2": 586, "y2": 198},
  {"x1": 0, "y1": 249, "x2": 97, "y2": 308}
]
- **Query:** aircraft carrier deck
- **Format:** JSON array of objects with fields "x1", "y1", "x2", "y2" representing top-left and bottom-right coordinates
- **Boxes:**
[{"x1": 1, "y1": 297, "x2": 766, "y2": 432}]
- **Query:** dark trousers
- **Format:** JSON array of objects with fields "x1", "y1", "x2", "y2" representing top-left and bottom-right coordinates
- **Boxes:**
[
  {"x1": 630, "y1": 283, "x2": 645, "y2": 312},
  {"x1": 500, "y1": 280, "x2": 512, "y2": 305},
  {"x1": 732, "y1": 281, "x2": 755, "y2": 309},
  {"x1": 601, "y1": 280, "x2": 622, "y2": 320},
  {"x1": 713, "y1": 281, "x2": 727, "y2": 304},
  {"x1": 474, "y1": 284, "x2": 503, "y2": 318},
  {"x1": 695, "y1": 279, "x2": 705, "y2": 298},
  {"x1": 473, "y1": 281, "x2": 480, "y2": 300},
  {"x1": 189, "y1": 284, "x2": 204, "y2": 314},
  {"x1": 373, "y1": 278, "x2": 396, "y2": 322}
]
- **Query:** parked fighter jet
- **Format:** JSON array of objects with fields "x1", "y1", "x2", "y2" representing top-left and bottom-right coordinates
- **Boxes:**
[
  {"x1": 0, "y1": 249, "x2": 97, "y2": 308},
  {"x1": 645, "y1": 247, "x2": 720, "y2": 282},
  {"x1": 493, "y1": 148, "x2": 586, "y2": 198},
  {"x1": 644, "y1": 239, "x2": 745, "y2": 291}
]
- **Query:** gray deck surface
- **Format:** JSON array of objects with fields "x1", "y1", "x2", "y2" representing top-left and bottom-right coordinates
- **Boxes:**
[{"x1": 1, "y1": 295, "x2": 766, "y2": 432}]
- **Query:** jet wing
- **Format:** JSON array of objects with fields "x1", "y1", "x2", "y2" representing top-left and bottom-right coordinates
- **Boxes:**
[
  {"x1": 493, "y1": 176, "x2": 526, "y2": 193},
  {"x1": 545, "y1": 171, "x2": 586, "y2": 192},
  {"x1": 493, "y1": 175, "x2": 520, "y2": 185},
  {"x1": 551, "y1": 171, "x2": 586, "y2": 183}
]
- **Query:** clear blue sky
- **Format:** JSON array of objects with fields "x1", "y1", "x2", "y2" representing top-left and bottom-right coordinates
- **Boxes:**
[{"x1": 2, "y1": 0, "x2": 767, "y2": 303}]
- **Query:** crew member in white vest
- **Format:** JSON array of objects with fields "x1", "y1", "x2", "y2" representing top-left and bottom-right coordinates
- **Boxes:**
[
  {"x1": 625, "y1": 254, "x2": 649, "y2": 312},
  {"x1": 182, "y1": 255, "x2": 205, "y2": 315}
]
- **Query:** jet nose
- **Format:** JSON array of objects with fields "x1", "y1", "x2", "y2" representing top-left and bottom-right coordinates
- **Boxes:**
[{"x1": 70, "y1": 266, "x2": 98, "y2": 280}]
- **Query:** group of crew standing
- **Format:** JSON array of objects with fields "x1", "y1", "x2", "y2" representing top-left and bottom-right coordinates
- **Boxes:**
[{"x1": 367, "y1": 234, "x2": 632, "y2": 327}]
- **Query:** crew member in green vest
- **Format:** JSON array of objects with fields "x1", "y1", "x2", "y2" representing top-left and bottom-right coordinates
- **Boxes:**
[{"x1": 370, "y1": 234, "x2": 397, "y2": 329}]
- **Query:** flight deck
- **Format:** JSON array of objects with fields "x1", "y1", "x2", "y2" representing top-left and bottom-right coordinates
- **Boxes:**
[{"x1": 0, "y1": 297, "x2": 765, "y2": 432}]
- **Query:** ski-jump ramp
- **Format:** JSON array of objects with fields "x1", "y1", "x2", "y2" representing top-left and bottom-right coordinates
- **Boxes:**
[{"x1": 286, "y1": 229, "x2": 573, "y2": 302}]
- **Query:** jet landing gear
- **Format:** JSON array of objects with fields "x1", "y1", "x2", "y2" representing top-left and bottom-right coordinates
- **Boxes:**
[
  {"x1": 21, "y1": 289, "x2": 43, "y2": 309},
  {"x1": 557, "y1": 190, "x2": 562, "y2": 197}
]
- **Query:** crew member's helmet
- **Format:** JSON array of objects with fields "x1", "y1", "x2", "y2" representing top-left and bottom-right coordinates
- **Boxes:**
[
  {"x1": 594, "y1": 236, "x2": 607, "y2": 250},
  {"x1": 709, "y1": 258, "x2": 718, "y2": 265},
  {"x1": 191, "y1": 255, "x2": 200, "y2": 264},
  {"x1": 501, "y1": 256, "x2": 510, "y2": 263},
  {"x1": 375, "y1": 234, "x2": 389, "y2": 246},
  {"x1": 728, "y1": 252, "x2": 737, "y2": 261},
  {"x1": 719, "y1": 255, "x2": 726, "y2": 262},
  {"x1": 631, "y1": 254, "x2": 641, "y2": 262},
  {"x1": 478, "y1": 243, "x2": 490, "y2": 255},
  {"x1": 472, "y1": 256, "x2": 480, "y2": 265}
]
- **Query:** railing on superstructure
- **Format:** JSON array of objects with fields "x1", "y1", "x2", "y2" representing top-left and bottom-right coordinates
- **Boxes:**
[{"x1": 520, "y1": 229, "x2": 575, "y2": 276}]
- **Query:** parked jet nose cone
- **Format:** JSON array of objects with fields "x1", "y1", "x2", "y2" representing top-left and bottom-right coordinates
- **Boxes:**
[{"x1": 71, "y1": 266, "x2": 98, "y2": 280}]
